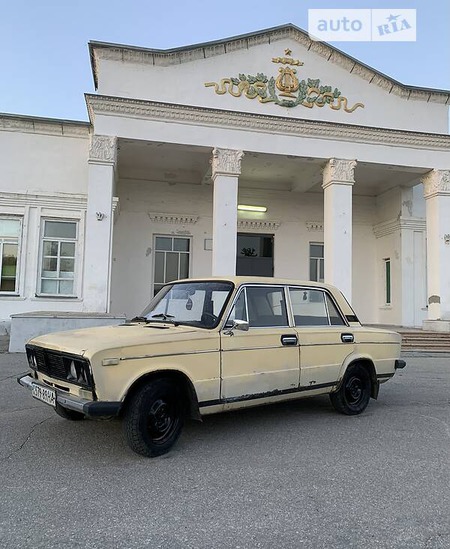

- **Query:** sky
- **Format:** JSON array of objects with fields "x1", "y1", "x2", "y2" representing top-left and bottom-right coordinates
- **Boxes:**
[{"x1": 1, "y1": 0, "x2": 449, "y2": 122}]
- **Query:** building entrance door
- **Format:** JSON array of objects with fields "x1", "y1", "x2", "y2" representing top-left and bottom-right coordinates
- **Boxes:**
[{"x1": 236, "y1": 233, "x2": 274, "y2": 277}]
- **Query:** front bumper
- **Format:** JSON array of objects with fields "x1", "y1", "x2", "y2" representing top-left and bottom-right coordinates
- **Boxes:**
[{"x1": 17, "y1": 374, "x2": 121, "y2": 418}]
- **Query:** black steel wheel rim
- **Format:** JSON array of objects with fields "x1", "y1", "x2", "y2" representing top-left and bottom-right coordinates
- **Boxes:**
[
  {"x1": 345, "y1": 375, "x2": 363, "y2": 405},
  {"x1": 147, "y1": 397, "x2": 179, "y2": 444}
]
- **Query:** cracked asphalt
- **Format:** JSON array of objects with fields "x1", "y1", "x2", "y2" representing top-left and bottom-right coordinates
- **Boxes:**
[{"x1": 0, "y1": 351, "x2": 449, "y2": 549}]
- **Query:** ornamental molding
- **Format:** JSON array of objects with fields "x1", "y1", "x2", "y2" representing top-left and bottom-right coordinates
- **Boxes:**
[
  {"x1": 89, "y1": 26, "x2": 450, "y2": 104},
  {"x1": 0, "y1": 191, "x2": 87, "y2": 210},
  {"x1": 89, "y1": 135, "x2": 118, "y2": 164},
  {"x1": 211, "y1": 148, "x2": 244, "y2": 177},
  {"x1": 305, "y1": 221, "x2": 323, "y2": 232},
  {"x1": 373, "y1": 217, "x2": 426, "y2": 238},
  {"x1": 322, "y1": 158, "x2": 356, "y2": 188},
  {"x1": 421, "y1": 170, "x2": 450, "y2": 199},
  {"x1": 238, "y1": 220, "x2": 281, "y2": 231},
  {"x1": 86, "y1": 95, "x2": 450, "y2": 151},
  {"x1": 148, "y1": 212, "x2": 199, "y2": 225},
  {"x1": 0, "y1": 191, "x2": 120, "y2": 217},
  {"x1": 0, "y1": 114, "x2": 90, "y2": 138}
]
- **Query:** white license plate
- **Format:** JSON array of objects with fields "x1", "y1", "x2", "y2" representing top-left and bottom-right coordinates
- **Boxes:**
[{"x1": 31, "y1": 384, "x2": 56, "y2": 408}]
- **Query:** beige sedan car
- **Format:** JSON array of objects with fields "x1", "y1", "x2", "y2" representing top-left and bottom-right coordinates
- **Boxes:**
[{"x1": 18, "y1": 277, "x2": 405, "y2": 457}]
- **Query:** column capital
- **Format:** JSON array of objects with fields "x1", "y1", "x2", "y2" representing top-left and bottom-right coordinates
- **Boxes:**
[
  {"x1": 421, "y1": 169, "x2": 450, "y2": 199},
  {"x1": 211, "y1": 148, "x2": 244, "y2": 178},
  {"x1": 89, "y1": 135, "x2": 118, "y2": 165},
  {"x1": 322, "y1": 158, "x2": 356, "y2": 189}
]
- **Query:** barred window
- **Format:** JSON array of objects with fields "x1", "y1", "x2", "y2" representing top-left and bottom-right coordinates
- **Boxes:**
[
  {"x1": 39, "y1": 220, "x2": 77, "y2": 296},
  {"x1": 153, "y1": 236, "x2": 191, "y2": 296},
  {"x1": 310, "y1": 243, "x2": 324, "y2": 283},
  {"x1": 0, "y1": 218, "x2": 21, "y2": 293}
]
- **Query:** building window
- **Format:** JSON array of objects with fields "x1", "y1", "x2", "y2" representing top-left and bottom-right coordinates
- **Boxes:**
[
  {"x1": 153, "y1": 236, "x2": 191, "y2": 295},
  {"x1": 0, "y1": 217, "x2": 21, "y2": 293},
  {"x1": 310, "y1": 243, "x2": 324, "y2": 282},
  {"x1": 384, "y1": 258, "x2": 391, "y2": 305},
  {"x1": 39, "y1": 220, "x2": 77, "y2": 296}
]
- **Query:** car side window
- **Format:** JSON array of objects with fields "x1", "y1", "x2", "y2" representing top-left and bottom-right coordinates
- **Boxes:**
[
  {"x1": 245, "y1": 286, "x2": 288, "y2": 327},
  {"x1": 228, "y1": 290, "x2": 248, "y2": 322},
  {"x1": 326, "y1": 294, "x2": 346, "y2": 326},
  {"x1": 290, "y1": 288, "x2": 331, "y2": 326}
]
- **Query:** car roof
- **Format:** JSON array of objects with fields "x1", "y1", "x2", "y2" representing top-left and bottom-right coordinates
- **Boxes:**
[{"x1": 172, "y1": 276, "x2": 337, "y2": 290}]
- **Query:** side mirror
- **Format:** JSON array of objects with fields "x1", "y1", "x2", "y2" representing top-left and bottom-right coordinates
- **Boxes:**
[
  {"x1": 223, "y1": 319, "x2": 249, "y2": 335},
  {"x1": 233, "y1": 319, "x2": 249, "y2": 331}
]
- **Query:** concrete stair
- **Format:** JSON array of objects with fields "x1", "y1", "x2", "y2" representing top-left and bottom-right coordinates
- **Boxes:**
[{"x1": 400, "y1": 330, "x2": 450, "y2": 352}]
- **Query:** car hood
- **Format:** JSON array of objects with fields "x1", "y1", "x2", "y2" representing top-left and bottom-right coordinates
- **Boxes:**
[{"x1": 28, "y1": 322, "x2": 214, "y2": 357}]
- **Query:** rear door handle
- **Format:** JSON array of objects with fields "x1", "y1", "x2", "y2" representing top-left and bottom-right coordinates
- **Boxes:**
[
  {"x1": 281, "y1": 334, "x2": 298, "y2": 346},
  {"x1": 341, "y1": 333, "x2": 354, "y2": 343}
]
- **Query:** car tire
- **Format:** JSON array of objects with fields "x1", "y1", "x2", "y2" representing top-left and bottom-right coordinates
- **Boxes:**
[
  {"x1": 329, "y1": 363, "x2": 372, "y2": 415},
  {"x1": 124, "y1": 378, "x2": 184, "y2": 457},
  {"x1": 55, "y1": 403, "x2": 85, "y2": 421}
]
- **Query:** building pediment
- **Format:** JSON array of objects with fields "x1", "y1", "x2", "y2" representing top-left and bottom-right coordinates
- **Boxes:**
[{"x1": 89, "y1": 24, "x2": 449, "y2": 133}]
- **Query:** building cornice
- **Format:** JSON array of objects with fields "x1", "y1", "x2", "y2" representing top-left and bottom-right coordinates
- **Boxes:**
[
  {"x1": 238, "y1": 220, "x2": 281, "y2": 231},
  {"x1": 88, "y1": 24, "x2": 450, "y2": 105},
  {"x1": 86, "y1": 94, "x2": 450, "y2": 151},
  {"x1": 0, "y1": 191, "x2": 88, "y2": 210},
  {"x1": 0, "y1": 191, "x2": 119, "y2": 216},
  {"x1": 148, "y1": 213, "x2": 199, "y2": 224},
  {"x1": 0, "y1": 113, "x2": 90, "y2": 138},
  {"x1": 373, "y1": 217, "x2": 426, "y2": 238},
  {"x1": 305, "y1": 221, "x2": 324, "y2": 232}
]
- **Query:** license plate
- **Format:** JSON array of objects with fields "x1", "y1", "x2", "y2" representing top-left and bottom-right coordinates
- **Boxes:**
[{"x1": 31, "y1": 384, "x2": 56, "y2": 408}]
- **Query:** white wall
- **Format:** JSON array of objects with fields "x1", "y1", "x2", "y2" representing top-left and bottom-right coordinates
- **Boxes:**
[
  {"x1": 0, "y1": 123, "x2": 90, "y2": 321},
  {"x1": 0, "y1": 130, "x2": 89, "y2": 195}
]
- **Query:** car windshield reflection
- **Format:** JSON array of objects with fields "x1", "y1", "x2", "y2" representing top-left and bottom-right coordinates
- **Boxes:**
[{"x1": 139, "y1": 281, "x2": 234, "y2": 329}]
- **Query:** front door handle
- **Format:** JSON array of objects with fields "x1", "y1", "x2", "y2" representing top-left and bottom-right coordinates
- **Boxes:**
[
  {"x1": 281, "y1": 334, "x2": 298, "y2": 346},
  {"x1": 341, "y1": 333, "x2": 354, "y2": 343}
]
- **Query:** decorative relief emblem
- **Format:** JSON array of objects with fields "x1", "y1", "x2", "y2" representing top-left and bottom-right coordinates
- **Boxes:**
[
  {"x1": 89, "y1": 135, "x2": 117, "y2": 163},
  {"x1": 205, "y1": 49, "x2": 364, "y2": 113}
]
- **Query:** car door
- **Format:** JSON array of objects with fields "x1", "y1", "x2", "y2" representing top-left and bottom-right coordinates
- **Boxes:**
[
  {"x1": 220, "y1": 285, "x2": 300, "y2": 401},
  {"x1": 289, "y1": 286, "x2": 355, "y2": 389}
]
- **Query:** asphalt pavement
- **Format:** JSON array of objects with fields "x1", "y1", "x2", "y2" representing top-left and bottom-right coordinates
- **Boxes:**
[{"x1": 0, "y1": 351, "x2": 449, "y2": 549}]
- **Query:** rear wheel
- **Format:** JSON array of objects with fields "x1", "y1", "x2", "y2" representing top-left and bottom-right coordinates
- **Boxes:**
[
  {"x1": 124, "y1": 378, "x2": 184, "y2": 457},
  {"x1": 330, "y1": 364, "x2": 372, "y2": 415},
  {"x1": 55, "y1": 404, "x2": 85, "y2": 421}
]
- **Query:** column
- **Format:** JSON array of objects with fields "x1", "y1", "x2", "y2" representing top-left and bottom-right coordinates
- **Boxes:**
[
  {"x1": 322, "y1": 158, "x2": 356, "y2": 301},
  {"x1": 210, "y1": 148, "x2": 244, "y2": 276},
  {"x1": 83, "y1": 135, "x2": 117, "y2": 312},
  {"x1": 421, "y1": 169, "x2": 450, "y2": 331}
]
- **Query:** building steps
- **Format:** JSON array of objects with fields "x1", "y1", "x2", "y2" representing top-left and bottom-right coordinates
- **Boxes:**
[{"x1": 400, "y1": 331, "x2": 450, "y2": 352}]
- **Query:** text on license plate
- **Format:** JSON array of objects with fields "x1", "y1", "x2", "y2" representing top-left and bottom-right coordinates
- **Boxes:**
[{"x1": 32, "y1": 384, "x2": 56, "y2": 407}]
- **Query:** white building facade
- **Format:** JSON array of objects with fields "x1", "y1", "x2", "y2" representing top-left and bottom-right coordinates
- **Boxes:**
[{"x1": 1, "y1": 25, "x2": 450, "y2": 334}]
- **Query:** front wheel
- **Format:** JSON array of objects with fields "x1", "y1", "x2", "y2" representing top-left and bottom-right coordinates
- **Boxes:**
[
  {"x1": 329, "y1": 364, "x2": 372, "y2": 415},
  {"x1": 124, "y1": 378, "x2": 184, "y2": 457}
]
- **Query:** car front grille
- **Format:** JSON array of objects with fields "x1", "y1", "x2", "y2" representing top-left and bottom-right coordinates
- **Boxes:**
[{"x1": 26, "y1": 345, "x2": 93, "y2": 389}]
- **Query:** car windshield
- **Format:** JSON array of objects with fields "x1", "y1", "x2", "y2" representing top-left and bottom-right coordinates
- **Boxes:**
[{"x1": 139, "y1": 281, "x2": 234, "y2": 329}]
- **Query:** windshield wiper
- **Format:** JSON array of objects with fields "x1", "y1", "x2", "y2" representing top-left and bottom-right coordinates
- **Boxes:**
[
  {"x1": 130, "y1": 316, "x2": 149, "y2": 323},
  {"x1": 151, "y1": 313, "x2": 175, "y2": 320},
  {"x1": 150, "y1": 313, "x2": 180, "y2": 326}
]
